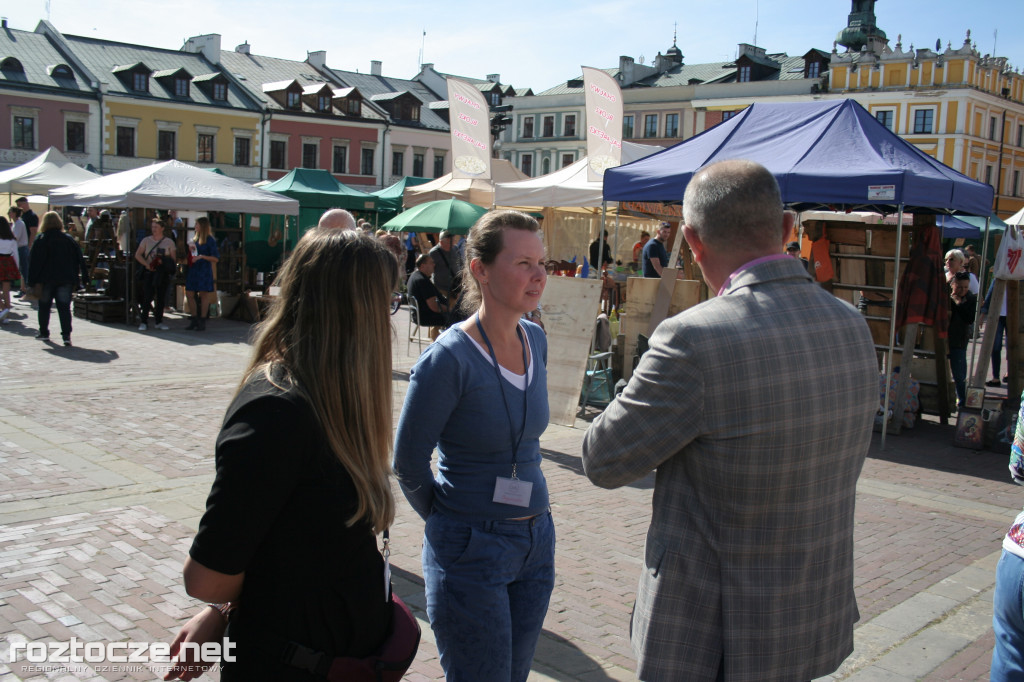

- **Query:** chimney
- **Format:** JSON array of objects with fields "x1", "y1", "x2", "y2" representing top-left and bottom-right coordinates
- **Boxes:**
[
  {"x1": 2, "y1": 18, "x2": 7, "y2": 29},
  {"x1": 182, "y1": 34, "x2": 221, "y2": 64},
  {"x1": 371, "y1": 60, "x2": 382, "y2": 76},
  {"x1": 619, "y1": 55, "x2": 635, "y2": 85},
  {"x1": 235, "y1": 41, "x2": 250, "y2": 54},
  {"x1": 307, "y1": 50, "x2": 327, "y2": 70},
  {"x1": 486, "y1": 73, "x2": 500, "y2": 83}
]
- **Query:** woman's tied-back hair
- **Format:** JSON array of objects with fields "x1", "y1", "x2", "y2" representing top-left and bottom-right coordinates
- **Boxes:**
[
  {"x1": 460, "y1": 210, "x2": 540, "y2": 314},
  {"x1": 243, "y1": 228, "x2": 398, "y2": 533},
  {"x1": 0, "y1": 217, "x2": 14, "y2": 241},
  {"x1": 195, "y1": 216, "x2": 212, "y2": 245},
  {"x1": 40, "y1": 211, "x2": 64, "y2": 233}
]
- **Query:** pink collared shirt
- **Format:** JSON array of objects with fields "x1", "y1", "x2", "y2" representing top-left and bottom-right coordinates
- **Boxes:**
[{"x1": 716, "y1": 253, "x2": 793, "y2": 297}]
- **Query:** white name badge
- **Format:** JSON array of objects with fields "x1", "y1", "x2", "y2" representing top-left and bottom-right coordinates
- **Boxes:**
[{"x1": 493, "y1": 477, "x2": 533, "y2": 507}]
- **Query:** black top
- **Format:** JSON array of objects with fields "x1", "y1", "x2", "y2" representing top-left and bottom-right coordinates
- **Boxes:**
[
  {"x1": 407, "y1": 269, "x2": 447, "y2": 327},
  {"x1": 589, "y1": 238, "x2": 613, "y2": 266},
  {"x1": 948, "y1": 291, "x2": 977, "y2": 350},
  {"x1": 22, "y1": 209, "x2": 39, "y2": 231},
  {"x1": 190, "y1": 370, "x2": 391, "y2": 681},
  {"x1": 27, "y1": 230, "x2": 88, "y2": 287}
]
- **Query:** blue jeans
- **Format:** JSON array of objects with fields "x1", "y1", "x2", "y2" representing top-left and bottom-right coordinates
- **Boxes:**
[
  {"x1": 423, "y1": 510, "x2": 555, "y2": 682},
  {"x1": 949, "y1": 348, "x2": 967, "y2": 407},
  {"x1": 17, "y1": 245, "x2": 30, "y2": 285},
  {"x1": 38, "y1": 282, "x2": 72, "y2": 340},
  {"x1": 993, "y1": 316, "x2": 1008, "y2": 380},
  {"x1": 993, "y1": 549, "x2": 1024, "y2": 681}
]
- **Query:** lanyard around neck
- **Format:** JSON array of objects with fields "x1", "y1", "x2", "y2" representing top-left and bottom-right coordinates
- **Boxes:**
[{"x1": 475, "y1": 314, "x2": 529, "y2": 478}]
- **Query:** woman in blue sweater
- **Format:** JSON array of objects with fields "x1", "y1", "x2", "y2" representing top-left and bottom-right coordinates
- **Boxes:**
[{"x1": 394, "y1": 210, "x2": 553, "y2": 682}]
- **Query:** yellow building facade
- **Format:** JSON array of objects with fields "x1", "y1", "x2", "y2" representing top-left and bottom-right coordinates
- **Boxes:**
[{"x1": 830, "y1": 32, "x2": 1024, "y2": 218}]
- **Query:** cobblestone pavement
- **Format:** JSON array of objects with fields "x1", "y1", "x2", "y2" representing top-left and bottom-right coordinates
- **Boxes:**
[{"x1": 0, "y1": 297, "x2": 1017, "y2": 681}]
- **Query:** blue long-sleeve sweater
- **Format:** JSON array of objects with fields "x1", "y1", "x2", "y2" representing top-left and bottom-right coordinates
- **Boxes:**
[{"x1": 393, "y1": 321, "x2": 550, "y2": 521}]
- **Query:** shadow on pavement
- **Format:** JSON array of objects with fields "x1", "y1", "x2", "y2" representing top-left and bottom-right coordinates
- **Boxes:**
[
  {"x1": 868, "y1": 421, "x2": 1010, "y2": 483},
  {"x1": 533, "y1": 630, "x2": 624, "y2": 681},
  {"x1": 542, "y1": 447, "x2": 655, "y2": 490},
  {"x1": 41, "y1": 343, "x2": 120, "y2": 363}
]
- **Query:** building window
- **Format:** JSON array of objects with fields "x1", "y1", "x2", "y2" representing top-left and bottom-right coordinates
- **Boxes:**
[
  {"x1": 1015, "y1": 170, "x2": 1021, "y2": 197},
  {"x1": 521, "y1": 154, "x2": 533, "y2": 177},
  {"x1": 175, "y1": 77, "x2": 189, "y2": 97},
  {"x1": 302, "y1": 143, "x2": 318, "y2": 169},
  {"x1": 1019, "y1": 124, "x2": 1024, "y2": 147},
  {"x1": 13, "y1": 116, "x2": 35, "y2": 149},
  {"x1": 489, "y1": 91, "x2": 500, "y2": 106},
  {"x1": 738, "y1": 65, "x2": 751, "y2": 82},
  {"x1": 413, "y1": 153, "x2": 424, "y2": 177},
  {"x1": 286, "y1": 90, "x2": 301, "y2": 109},
  {"x1": 433, "y1": 154, "x2": 444, "y2": 178},
  {"x1": 665, "y1": 113, "x2": 679, "y2": 138},
  {"x1": 564, "y1": 114, "x2": 576, "y2": 137},
  {"x1": 392, "y1": 151, "x2": 404, "y2": 176},
  {"x1": 644, "y1": 114, "x2": 658, "y2": 138},
  {"x1": 343, "y1": 98, "x2": 360, "y2": 116},
  {"x1": 158, "y1": 130, "x2": 176, "y2": 160},
  {"x1": 875, "y1": 110, "x2": 894, "y2": 131},
  {"x1": 197, "y1": 133, "x2": 215, "y2": 163},
  {"x1": 318, "y1": 95, "x2": 331, "y2": 112},
  {"x1": 270, "y1": 140, "x2": 287, "y2": 169},
  {"x1": 212, "y1": 82, "x2": 227, "y2": 101},
  {"x1": 234, "y1": 137, "x2": 251, "y2": 166},
  {"x1": 333, "y1": 145, "x2": 347, "y2": 173},
  {"x1": 132, "y1": 71, "x2": 148, "y2": 91},
  {"x1": 542, "y1": 157, "x2": 550, "y2": 175},
  {"x1": 116, "y1": 126, "x2": 135, "y2": 157},
  {"x1": 522, "y1": 116, "x2": 534, "y2": 138},
  {"x1": 807, "y1": 61, "x2": 821, "y2": 79},
  {"x1": 542, "y1": 115, "x2": 554, "y2": 137},
  {"x1": 913, "y1": 109, "x2": 934, "y2": 134},
  {"x1": 66, "y1": 120, "x2": 85, "y2": 153},
  {"x1": 722, "y1": 110, "x2": 739, "y2": 121},
  {"x1": 991, "y1": 116, "x2": 999, "y2": 141},
  {"x1": 361, "y1": 148, "x2": 375, "y2": 175},
  {"x1": 561, "y1": 153, "x2": 574, "y2": 168},
  {"x1": 623, "y1": 115, "x2": 634, "y2": 139}
]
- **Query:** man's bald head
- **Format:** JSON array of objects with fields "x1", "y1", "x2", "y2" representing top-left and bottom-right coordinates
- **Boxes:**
[
  {"x1": 318, "y1": 208, "x2": 357, "y2": 231},
  {"x1": 683, "y1": 160, "x2": 785, "y2": 254}
]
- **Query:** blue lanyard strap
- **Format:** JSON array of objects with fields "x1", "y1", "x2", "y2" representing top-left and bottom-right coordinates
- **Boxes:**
[{"x1": 475, "y1": 314, "x2": 529, "y2": 478}]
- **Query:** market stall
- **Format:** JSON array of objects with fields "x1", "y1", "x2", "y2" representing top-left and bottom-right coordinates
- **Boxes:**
[
  {"x1": 403, "y1": 159, "x2": 527, "y2": 209},
  {"x1": 603, "y1": 99, "x2": 994, "y2": 441},
  {"x1": 49, "y1": 160, "x2": 298, "y2": 324}
]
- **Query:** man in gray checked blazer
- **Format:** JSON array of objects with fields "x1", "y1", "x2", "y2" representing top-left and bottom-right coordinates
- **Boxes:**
[{"x1": 582, "y1": 160, "x2": 878, "y2": 682}]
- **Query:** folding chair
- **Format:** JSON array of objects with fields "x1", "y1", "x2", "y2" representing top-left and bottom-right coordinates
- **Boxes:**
[{"x1": 406, "y1": 295, "x2": 429, "y2": 355}]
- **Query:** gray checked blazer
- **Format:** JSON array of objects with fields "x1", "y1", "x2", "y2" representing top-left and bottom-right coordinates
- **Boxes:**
[{"x1": 582, "y1": 257, "x2": 878, "y2": 682}]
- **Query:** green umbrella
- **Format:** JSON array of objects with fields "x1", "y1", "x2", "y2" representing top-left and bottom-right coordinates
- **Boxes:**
[{"x1": 382, "y1": 198, "x2": 488, "y2": 235}]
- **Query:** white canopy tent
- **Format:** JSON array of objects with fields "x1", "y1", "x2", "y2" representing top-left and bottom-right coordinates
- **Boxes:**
[
  {"x1": 0, "y1": 147, "x2": 99, "y2": 195},
  {"x1": 49, "y1": 160, "x2": 298, "y2": 215},
  {"x1": 403, "y1": 159, "x2": 527, "y2": 208},
  {"x1": 493, "y1": 141, "x2": 664, "y2": 209},
  {"x1": 1006, "y1": 207, "x2": 1024, "y2": 226}
]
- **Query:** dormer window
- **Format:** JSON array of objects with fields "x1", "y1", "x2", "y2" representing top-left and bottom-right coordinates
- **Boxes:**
[
  {"x1": 213, "y1": 82, "x2": 227, "y2": 100},
  {"x1": 49, "y1": 64, "x2": 75, "y2": 81},
  {"x1": 489, "y1": 91, "x2": 501, "y2": 106},
  {"x1": 1, "y1": 57, "x2": 25, "y2": 74},
  {"x1": 318, "y1": 94, "x2": 330, "y2": 112},
  {"x1": 174, "y1": 77, "x2": 190, "y2": 97},
  {"x1": 114, "y1": 63, "x2": 153, "y2": 92},
  {"x1": 132, "y1": 72, "x2": 148, "y2": 91},
  {"x1": 333, "y1": 87, "x2": 363, "y2": 117},
  {"x1": 345, "y1": 99, "x2": 360, "y2": 115},
  {"x1": 287, "y1": 91, "x2": 301, "y2": 109},
  {"x1": 738, "y1": 65, "x2": 751, "y2": 82},
  {"x1": 806, "y1": 61, "x2": 821, "y2": 79}
]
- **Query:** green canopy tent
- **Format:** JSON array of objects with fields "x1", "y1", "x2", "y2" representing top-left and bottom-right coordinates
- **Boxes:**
[
  {"x1": 244, "y1": 169, "x2": 379, "y2": 270},
  {"x1": 382, "y1": 198, "x2": 487, "y2": 236},
  {"x1": 371, "y1": 176, "x2": 432, "y2": 215}
]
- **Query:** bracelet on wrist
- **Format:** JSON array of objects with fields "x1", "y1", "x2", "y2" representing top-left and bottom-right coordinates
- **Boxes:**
[{"x1": 208, "y1": 602, "x2": 234, "y2": 620}]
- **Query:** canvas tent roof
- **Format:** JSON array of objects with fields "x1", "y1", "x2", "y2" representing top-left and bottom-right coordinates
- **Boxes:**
[
  {"x1": 48, "y1": 160, "x2": 298, "y2": 215},
  {"x1": 0, "y1": 147, "x2": 100, "y2": 194},
  {"x1": 494, "y1": 141, "x2": 664, "y2": 209},
  {"x1": 261, "y1": 168, "x2": 378, "y2": 211},
  {"x1": 603, "y1": 99, "x2": 994, "y2": 216},
  {"x1": 371, "y1": 176, "x2": 432, "y2": 213},
  {"x1": 403, "y1": 159, "x2": 528, "y2": 208}
]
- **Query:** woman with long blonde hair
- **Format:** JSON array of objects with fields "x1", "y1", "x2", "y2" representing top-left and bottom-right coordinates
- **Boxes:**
[
  {"x1": 165, "y1": 228, "x2": 399, "y2": 681},
  {"x1": 184, "y1": 216, "x2": 219, "y2": 331}
]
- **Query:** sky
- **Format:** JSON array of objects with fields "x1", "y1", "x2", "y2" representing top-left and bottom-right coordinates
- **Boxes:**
[{"x1": 9, "y1": 1, "x2": 1024, "y2": 93}]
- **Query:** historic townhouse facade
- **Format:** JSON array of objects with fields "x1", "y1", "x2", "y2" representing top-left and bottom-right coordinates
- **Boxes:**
[
  {"x1": 32, "y1": 23, "x2": 265, "y2": 181},
  {"x1": 0, "y1": 20, "x2": 100, "y2": 171}
]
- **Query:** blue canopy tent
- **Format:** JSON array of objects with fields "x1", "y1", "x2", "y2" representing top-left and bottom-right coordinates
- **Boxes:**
[
  {"x1": 936, "y1": 214, "x2": 1007, "y2": 239},
  {"x1": 603, "y1": 99, "x2": 996, "y2": 443}
]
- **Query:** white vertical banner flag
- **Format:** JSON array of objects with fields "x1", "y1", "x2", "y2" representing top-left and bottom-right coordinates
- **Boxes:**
[
  {"x1": 582, "y1": 66, "x2": 623, "y2": 182},
  {"x1": 447, "y1": 77, "x2": 492, "y2": 180}
]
